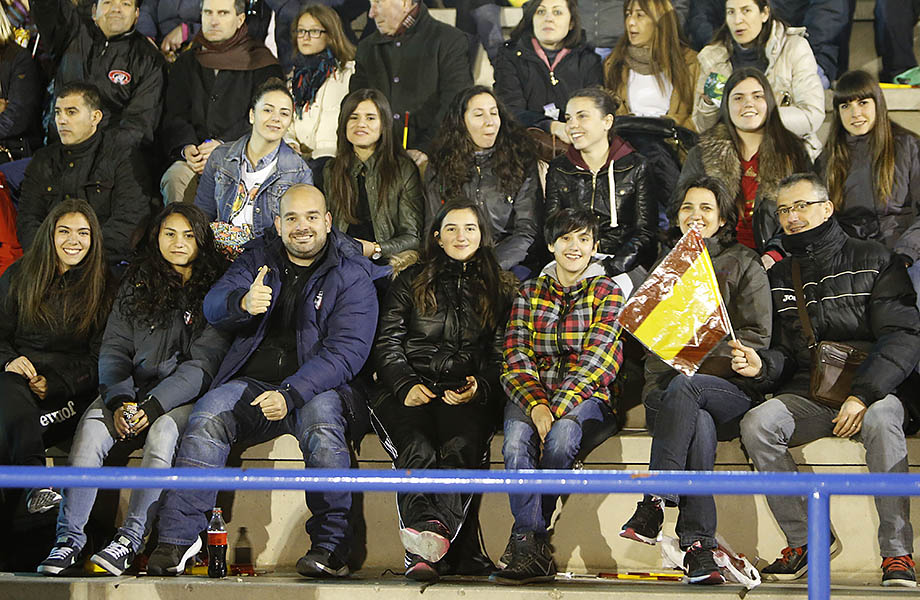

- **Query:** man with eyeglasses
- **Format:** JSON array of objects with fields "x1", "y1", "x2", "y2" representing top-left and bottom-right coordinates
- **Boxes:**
[
  {"x1": 729, "y1": 172, "x2": 920, "y2": 587},
  {"x1": 159, "y1": 0, "x2": 281, "y2": 204}
]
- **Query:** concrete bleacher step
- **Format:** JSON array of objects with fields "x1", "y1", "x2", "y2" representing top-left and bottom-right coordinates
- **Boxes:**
[{"x1": 0, "y1": 572, "x2": 905, "y2": 600}]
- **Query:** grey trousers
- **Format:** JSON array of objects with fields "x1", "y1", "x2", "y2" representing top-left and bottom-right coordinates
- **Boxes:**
[{"x1": 740, "y1": 393, "x2": 912, "y2": 557}]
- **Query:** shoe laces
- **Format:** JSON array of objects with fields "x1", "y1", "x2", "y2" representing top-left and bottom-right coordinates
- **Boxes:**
[
  {"x1": 48, "y1": 545, "x2": 75, "y2": 561},
  {"x1": 883, "y1": 555, "x2": 915, "y2": 572},
  {"x1": 103, "y1": 540, "x2": 131, "y2": 559},
  {"x1": 778, "y1": 546, "x2": 804, "y2": 565}
]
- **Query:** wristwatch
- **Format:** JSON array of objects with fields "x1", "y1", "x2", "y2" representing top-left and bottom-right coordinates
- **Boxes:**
[{"x1": 371, "y1": 244, "x2": 382, "y2": 260}]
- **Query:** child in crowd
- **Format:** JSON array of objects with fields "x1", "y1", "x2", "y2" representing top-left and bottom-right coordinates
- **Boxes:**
[{"x1": 492, "y1": 208, "x2": 624, "y2": 585}]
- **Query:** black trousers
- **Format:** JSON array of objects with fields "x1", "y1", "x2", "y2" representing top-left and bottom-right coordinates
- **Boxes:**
[
  {"x1": 371, "y1": 394, "x2": 492, "y2": 539},
  {"x1": 772, "y1": 0, "x2": 849, "y2": 81}
]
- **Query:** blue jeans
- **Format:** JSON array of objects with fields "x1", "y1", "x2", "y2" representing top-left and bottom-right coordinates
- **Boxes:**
[
  {"x1": 56, "y1": 397, "x2": 192, "y2": 552},
  {"x1": 502, "y1": 397, "x2": 615, "y2": 534},
  {"x1": 156, "y1": 380, "x2": 353, "y2": 560},
  {"x1": 645, "y1": 374, "x2": 752, "y2": 549}
]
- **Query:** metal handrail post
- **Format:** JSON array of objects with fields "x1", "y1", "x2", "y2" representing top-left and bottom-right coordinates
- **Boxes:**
[{"x1": 807, "y1": 490, "x2": 831, "y2": 600}]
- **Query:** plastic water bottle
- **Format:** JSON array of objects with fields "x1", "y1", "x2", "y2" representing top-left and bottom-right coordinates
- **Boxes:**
[{"x1": 207, "y1": 507, "x2": 227, "y2": 578}]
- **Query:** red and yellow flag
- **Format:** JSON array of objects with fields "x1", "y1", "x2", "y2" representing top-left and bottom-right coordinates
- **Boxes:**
[{"x1": 615, "y1": 228, "x2": 733, "y2": 376}]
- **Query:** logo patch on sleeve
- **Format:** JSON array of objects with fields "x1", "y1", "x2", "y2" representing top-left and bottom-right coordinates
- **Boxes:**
[{"x1": 108, "y1": 70, "x2": 131, "y2": 85}]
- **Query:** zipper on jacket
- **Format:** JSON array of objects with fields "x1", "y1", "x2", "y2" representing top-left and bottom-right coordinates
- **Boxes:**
[{"x1": 590, "y1": 170, "x2": 598, "y2": 211}]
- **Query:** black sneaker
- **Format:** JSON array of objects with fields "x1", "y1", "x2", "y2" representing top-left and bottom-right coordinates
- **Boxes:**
[
  {"x1": 882, "y1": 555, "x2": 917, "y2": 587},
  {"x1": 496, "y1": 538, "x2": 513, "y2": 568},
  {"x1": 405, "y1": 552, "x2": 438, "y2": 582},
  {"x1": 683, "y1": 541, "x2": 725, "y2": 584},
  {"x1": 620, "y1": 498, "x2": 663, "y2": 545},
  {"x1": 90, "y1": 535, "x2": 135, "y2": 576},
  {"x1": 146, "y1": 537, "x2": 202, "y2": 576},
  {"x1": 399, "y1": 520, "x2": 451, "y2": 563},
  {"x1": 26, "y1": 488, "x2": 62, "y2": 514},
  {"x1": 489, "y1": 532, "x2": 556, "y2": 585},
  {"x1": 761, "y1": 535, "x2": 840, "y2": 582},
  {"x1": 37, "y1": 538, "x2": 82, "y2": 576},
  {"x1": 296, "y1": 547, "x2": 350, "y2": 578}
]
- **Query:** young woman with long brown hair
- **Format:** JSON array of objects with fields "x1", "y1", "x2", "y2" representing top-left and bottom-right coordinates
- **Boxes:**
[
  {"x1": 323, "y1": 88, "x2": 423, "y2": 264},
  {"x1": 678, "y1": 67, "x2": 810, "y2": 268},
  {"x1": 0, "y1": 200, "x2": 112, "y2": 517}
]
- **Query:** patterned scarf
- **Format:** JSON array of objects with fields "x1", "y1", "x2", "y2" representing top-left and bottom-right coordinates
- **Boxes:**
[
  {"x1": 389, "y1": 3, "x2": 421, "y2": 38},
  {"x1": 291, "y1": 48, "x2": 337, "y2": 117}
]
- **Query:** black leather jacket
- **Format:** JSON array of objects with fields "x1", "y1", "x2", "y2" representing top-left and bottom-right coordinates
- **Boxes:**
[
  {"x1": 545, "y1": 139, "x2": 656, "y2": 274},
  {"x1": 373, "y1": 258, "x2": 509, "y2": 407}
]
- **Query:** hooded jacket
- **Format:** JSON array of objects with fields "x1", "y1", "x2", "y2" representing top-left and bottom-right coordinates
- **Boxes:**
[
  {"x1": 756, "y1": 218, "x2": 920, "y2": 406},
  {"x1": 545, "y1": 137, "x2": 655, "y2": 274},
  {"x1": 693, "y1": 20, "x2": 824, "y2": 158},
  {"x1": 677, "y1": 122, "x2": 803, "y2": 255},
  {"x1": 493, "y1": 34, "x2": 603, "y2": 131},
  {"x1": 203, "y1": 229, "x2": 379, "y2": 415},
  {"x1": 643, "y1": 235, "x2": 772, "y2": 411},
  {"x1": 424, "y1": 149, "x2": 540, "y2": 270},
  {"x1": 98, "y1": 278, "x2": 233, "y2": 420},
  {"x1": 817, "y1": 129, "x2": 920, "y2": 264},
  {"x1": 373, "y1": 257, "x2": 512, "y2": 408},
  {"x1": 502, "y1": 261, "x2": 624, "y2": 418},
  {"x1": 34, "y1": 0, "x2": 167, "y2": 148}
]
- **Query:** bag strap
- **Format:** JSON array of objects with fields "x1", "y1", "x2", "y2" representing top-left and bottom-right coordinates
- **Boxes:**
[{"x1": 790, "y1": 259, "x2": 817, "y2": 349}]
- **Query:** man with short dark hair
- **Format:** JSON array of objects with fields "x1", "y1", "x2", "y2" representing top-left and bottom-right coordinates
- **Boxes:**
[
  {"x1": 732, "y1": 172, "x2": 920, "y2": 587},
  {"x1": 18, "y1": 82, "x2": 154, "y2": 265},
  {"x1": 351, "y1": 0, "x2": 472, "y2": 167},
  {"x1": 147, "y1": 184, "x2": 379, "y2": 579},
  {"x1": 32, "y1": 0, "x2": 167, "y2": 148},
  {"x1": 159, "y1": 0, "x2": 282, "y2": 204}
]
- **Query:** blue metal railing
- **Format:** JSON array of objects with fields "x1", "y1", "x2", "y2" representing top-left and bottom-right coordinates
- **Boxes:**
[{"x1": 2, "y1": 466, "x2": 918, "y2": 599}]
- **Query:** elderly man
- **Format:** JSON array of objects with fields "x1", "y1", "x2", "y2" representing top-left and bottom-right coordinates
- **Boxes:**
[
  {"x1": 32, "y1": 0, "x2": 167, "y2": 148},
  {"x1": 731, "y1": 172, "x2": 920, "y2": 587},
  {"x1": 350, "y1": 0, "x2": 472, "y2": 167},
  {"x1": 159, "y1": 0, "x2": 281, "y2": 204}
]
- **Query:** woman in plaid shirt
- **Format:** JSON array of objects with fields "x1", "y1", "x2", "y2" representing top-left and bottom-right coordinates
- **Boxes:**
[{"x1": 491, "y1": 208, "x2": 625, "y2": 585}]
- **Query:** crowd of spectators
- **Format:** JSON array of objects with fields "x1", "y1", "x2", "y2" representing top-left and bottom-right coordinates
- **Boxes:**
[{"x1": 0, "y1": 0, "x2": 920, "y2": 590}]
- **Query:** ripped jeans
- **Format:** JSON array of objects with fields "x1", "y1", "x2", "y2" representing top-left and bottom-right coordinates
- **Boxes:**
[
  {"x1": 502, "y1": 397, "x2": 615, "y2": 534},
  {"x1": 155, "y1": 379, "x2": 352, "y2": 561}
]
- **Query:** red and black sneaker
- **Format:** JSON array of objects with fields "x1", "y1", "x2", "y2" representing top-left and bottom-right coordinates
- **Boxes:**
[
  {"x1": 683, "y1": 541, "x2": 725, "y2": 585},
  {"x1": 882, "y1": 555, "x2": 917, "y2": 587}
]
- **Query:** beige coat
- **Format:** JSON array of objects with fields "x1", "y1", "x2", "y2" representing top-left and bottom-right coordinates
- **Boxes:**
[
  {"x1": 285, "y1": 60, "x2": 355, "y2": 160},
  {"x1": 610, "y1": 46, "x2": 700, "y2": 131},
  {"x1": 692, "y1": 21, "x2": 824, "y2": 158}
]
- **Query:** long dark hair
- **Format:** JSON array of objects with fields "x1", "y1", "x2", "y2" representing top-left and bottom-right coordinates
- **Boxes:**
[
  {"x1": 327, "y1": 88, "x2": 407, "y2": 225},
  {"x1": 510, "y1": 0, "x2": 585, "y2": 48},
  {"x1": 119, "y1": 204, "x2": 227, "y2": 330},
  {"x1": 718, "y1": 67, "x2": 809, "y2": 207},
  {"x1": 411, "y1": 200, "x2": 509, "y2": 330},
  {"x1": 603, "y1": 0, "x2": 693, "y2": 110},
  {"x1": 429, "y1": 86, "x2": 538, "y2": 203},
  {"x1": 825, "y1": 70, "x2": 911, "y2": 208},
  {"x1": 13, "y1": 200, "x2": 109, "y2": 337},
  {"x1": 667, "y1": 174, "x2": 738, "y2": 245},
  {"x1": 710, "y1": 0, "x2": 776, "y2": 57}
]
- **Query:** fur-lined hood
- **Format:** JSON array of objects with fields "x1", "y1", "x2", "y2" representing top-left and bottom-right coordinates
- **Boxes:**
[{"x1": 695, "y1": 123, "x2": 787, "y2": 207}]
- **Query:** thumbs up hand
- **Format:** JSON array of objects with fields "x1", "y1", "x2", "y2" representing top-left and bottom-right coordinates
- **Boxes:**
[{"x1": 241, "y1": 265, "x2": 273, "y2": 315}]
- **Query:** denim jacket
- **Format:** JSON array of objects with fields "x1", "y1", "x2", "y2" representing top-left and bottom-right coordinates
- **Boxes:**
[{"x1": 194, "y1": 134, "x2": 313, "y2": 236}]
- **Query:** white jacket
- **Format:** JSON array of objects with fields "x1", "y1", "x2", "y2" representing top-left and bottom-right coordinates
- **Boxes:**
[
  {"x1": 692, "y1": 21, "x2": 824, "y2": 159},
  {"x1": 285, "y1": 60, "x2": 355, "y2": 160}
]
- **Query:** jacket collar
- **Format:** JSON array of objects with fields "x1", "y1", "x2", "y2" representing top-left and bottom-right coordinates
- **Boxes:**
[
  {"x1": 61, "y1": 127, "x2": 103, "y2": 157},
  {"x1": 782, "y1": 217, "x2": 847, "y2": 259},
  {"x1": 540, "y1": 260, "x2": 605, "y2": 287},
  {"x1": 369, "y1": 3, "x2": 431, "y2": 44},
  {"x1": 565, "y1": 135, "x2": 634, "y2": 171}
]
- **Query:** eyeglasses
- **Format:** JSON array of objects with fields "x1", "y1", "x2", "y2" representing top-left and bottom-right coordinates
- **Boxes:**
[
  {"x1": 296, "y1": 28, "x2": 326, "y2": 39},
  {"x1": 774, "y1": 200, "x2": 828, "y2": 218}
]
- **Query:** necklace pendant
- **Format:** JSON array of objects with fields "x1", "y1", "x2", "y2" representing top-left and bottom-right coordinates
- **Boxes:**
[{"x1": 550, "y1": 72, "x2": 558, "y2": 86}]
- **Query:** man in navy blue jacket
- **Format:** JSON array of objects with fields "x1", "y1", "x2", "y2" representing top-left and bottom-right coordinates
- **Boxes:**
[{"x1": 147, "y1": 184, "x2": 379, "y2": 579}]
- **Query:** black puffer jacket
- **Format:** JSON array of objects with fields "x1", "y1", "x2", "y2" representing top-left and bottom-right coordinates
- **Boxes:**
[
  {"x1": 0, "y1": 261, "x2": 112, "y2": 406},
  {"x1": 493, "y1": 35, "x2": 602, "y2": 131},
  {"x1": 373, "y1": 259, "x2": 510, "y2": 408},
  {"x1": 424, "y1": 150, "x2": 540, "y2": 270},
  {"x1": 757, "y1": 218, "x2": 920, "y2": 405},
  {"x1": 0, "y1": 43, "x2": 43, "y2": 154},
  {"x1": 545, "y1": 138, "x2": 655, "y2": 274},
  {"x1": 18, "y1": 129, "x2": 155, "y2": 264},
  {"x1": 33, "y1": 0, "x2": 167, "y2": 148},
  {"x1": 98, "y1": 278, "x2": 233, "y2": 420}
]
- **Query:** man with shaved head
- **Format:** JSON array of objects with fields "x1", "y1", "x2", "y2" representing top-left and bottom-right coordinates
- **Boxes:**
[{"x1": 148, "y1": 184, "x2": 379, "y2": 579}]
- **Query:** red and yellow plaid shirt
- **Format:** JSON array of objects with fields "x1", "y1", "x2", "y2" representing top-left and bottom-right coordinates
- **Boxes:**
[{"x1": 501, "y1": 271, "x2": 624, "y2": 417}]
